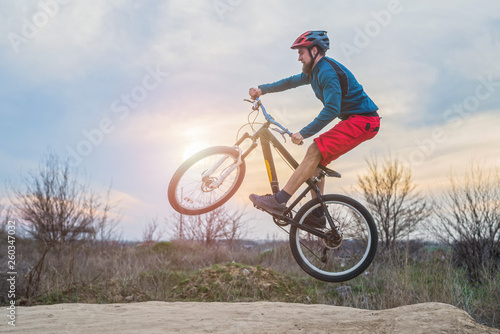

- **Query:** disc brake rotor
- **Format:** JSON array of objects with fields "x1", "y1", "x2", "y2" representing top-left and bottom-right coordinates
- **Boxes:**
[
  {"x1": 322, "y1": 229, "x2": 343, "y2": 249},
  {"x1": 201, "y1": 177, "x2": 217, "y2": 192}
]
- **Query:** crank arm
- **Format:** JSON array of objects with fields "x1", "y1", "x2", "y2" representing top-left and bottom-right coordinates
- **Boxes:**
[{"x1": 277, "y1": 215, "x2": 331, "y2": 240}]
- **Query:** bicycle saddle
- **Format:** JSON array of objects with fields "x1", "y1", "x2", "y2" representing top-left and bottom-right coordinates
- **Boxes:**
[{"x1": 318, "y1": 165, "x2": 341, "y2": 178}]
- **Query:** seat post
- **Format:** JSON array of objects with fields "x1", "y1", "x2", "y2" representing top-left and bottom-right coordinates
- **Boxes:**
[{"x1": 312, "y1": 170, "x2": 327, "y2": 184}]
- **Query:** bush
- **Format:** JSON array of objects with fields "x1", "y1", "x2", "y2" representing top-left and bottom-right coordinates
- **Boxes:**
[{"x1": 152, "y1": 241, "x2": 175, "y2": 254}]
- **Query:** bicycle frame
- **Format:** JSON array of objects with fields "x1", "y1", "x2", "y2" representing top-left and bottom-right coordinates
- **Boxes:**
[{"x1": 231, "y1": 102, "x2": 341, "y2": 240}]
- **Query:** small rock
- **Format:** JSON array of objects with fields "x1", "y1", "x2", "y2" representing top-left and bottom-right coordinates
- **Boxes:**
[{"x1": 336, "y1": 285, "x2": 352, "y2": 297}]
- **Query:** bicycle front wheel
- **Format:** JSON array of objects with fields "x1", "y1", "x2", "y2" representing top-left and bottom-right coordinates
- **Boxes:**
[
  {"x1": 290, "y1": 194, "x2": 378, "y2": 282},
  {"x1": 168, "y1": 146, "x2": 246, "y2": 215}
]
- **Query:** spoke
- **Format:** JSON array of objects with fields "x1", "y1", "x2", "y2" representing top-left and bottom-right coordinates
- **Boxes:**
[
  {"x1": 300, "y1": 237, "x2": 326, "y2": 263},
  {"x1": 175, "y1": 152, "x2": 241, "y2": 211}
]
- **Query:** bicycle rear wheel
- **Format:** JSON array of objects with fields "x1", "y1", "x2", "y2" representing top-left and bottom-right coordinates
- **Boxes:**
[
  {"x1": 290, "y1": 194, "x2": 377, "y2": 282},
  {"x1": 168, "y1": 146, "x2": 246, "y2": 215}
]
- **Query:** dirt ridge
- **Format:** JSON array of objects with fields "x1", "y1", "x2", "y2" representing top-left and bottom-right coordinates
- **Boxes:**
[{"x1": 3, "y1": 301, "x2": 499, "y2": 334}]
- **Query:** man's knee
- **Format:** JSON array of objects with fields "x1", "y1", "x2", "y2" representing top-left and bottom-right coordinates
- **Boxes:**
[{"x1": 305, "y1": 142, "x2": 323, "y2": 161}]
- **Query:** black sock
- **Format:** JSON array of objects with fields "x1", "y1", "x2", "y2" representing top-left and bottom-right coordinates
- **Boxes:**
[{"x1": 275, "y1": 190, "x2": 292, "y2": 204}]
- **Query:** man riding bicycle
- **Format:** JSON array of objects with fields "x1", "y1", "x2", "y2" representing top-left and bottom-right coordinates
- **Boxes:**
[{"x1": 249, "y1": 30, "x2": 380, "y2": 228}]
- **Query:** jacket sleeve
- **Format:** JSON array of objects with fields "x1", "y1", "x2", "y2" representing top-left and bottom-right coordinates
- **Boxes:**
[
  {"x1": 258, "y1": 73, "x2": 310, "y2": 94},
  {"x1": 299, "y1": 69, "x2": 342, "y2": 139}
]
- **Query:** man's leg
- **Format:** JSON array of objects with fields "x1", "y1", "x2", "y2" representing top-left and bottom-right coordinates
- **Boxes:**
[
  {"x1": 248, "y1": 142, "x2": 322, "y2": 216},
  {"x1": 282, "y1": 142, "x2": 323, "y2": 195},
  {"x1": 279, "y1": 144, "x2": 327, "y2": 227}
]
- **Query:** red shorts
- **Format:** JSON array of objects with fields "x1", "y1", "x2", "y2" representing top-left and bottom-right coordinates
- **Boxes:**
[{"x1": 314, "y1": 115, "x2": 380, "y2": 166}]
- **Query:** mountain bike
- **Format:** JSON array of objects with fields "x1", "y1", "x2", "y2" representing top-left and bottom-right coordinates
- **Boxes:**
[{"x1": 168, "y1": 98, "x2": 377, "y2": 282}]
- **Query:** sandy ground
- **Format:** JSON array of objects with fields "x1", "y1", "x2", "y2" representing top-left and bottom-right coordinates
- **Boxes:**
[{"x1": 1, "y1": 301, "x2": 498, "y2": 334}]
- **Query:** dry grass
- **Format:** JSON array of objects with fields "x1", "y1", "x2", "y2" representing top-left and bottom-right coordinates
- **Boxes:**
[{"x1": 3, "y1": 237, "x2": 499, "y2": 329}]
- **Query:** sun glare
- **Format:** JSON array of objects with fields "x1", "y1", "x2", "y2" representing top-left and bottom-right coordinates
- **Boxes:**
[{"x1": 182, "y1": 141, "x2": 209, "y2": 161}]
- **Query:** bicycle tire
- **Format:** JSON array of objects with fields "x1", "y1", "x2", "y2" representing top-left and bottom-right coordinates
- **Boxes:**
[
  {"x1": 289, "y1": 194, "x2": 378, "y2": 282},
  {"x1": 168, "y1": 146, "x2": 246, "y2": 215}
]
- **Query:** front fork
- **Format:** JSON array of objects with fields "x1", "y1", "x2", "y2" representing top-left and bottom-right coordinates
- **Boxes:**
[
  {"x1": 203, "y1": 133, "x2": 258, "y2": 189},
  {"x1": 204, "y1": 147, "x2": 243, "y2": 188}
]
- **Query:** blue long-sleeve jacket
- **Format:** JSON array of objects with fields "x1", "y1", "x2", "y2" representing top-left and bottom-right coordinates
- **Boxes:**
[{"x1": 258, "y1": 57, "x2": 378, "y2": 139}]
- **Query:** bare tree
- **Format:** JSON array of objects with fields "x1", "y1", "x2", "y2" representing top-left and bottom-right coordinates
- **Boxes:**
[
  {"x1": 0, "y1": 204, "x2": 12, "y2": 233},
  {"x1": 91, "y1": 187, "x2": 121, "y2": 243},
  {"x1": 142, "y1": 217, "x2": 164, "y2": 245},
  {"x1": 168, "y1": 206, "x2": 248, "y2": 246},
  {"x1": 221, "y1": 209, "x2": 249, "y2": 244},
  {"x1": 432, "y1": 161, "x2": 500, "y2": 283},
  {"x1": 8, "y1": 152, "x2": 119, "y2": 247},
  {"x1": 355, "y1": 156, "x2": 431, "y2": 250}
]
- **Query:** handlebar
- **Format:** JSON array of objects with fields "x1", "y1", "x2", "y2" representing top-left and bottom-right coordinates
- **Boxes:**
[{"x1": 244, "y1": 98, "x2": 303, "y2": 145}]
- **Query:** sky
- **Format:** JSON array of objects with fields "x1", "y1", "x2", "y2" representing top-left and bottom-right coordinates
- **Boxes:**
[{"x1": 1, "y1": 0, "x2": 499, "y2": 241}]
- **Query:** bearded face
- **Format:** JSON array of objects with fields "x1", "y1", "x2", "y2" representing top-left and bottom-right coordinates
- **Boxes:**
[
  {"x1": 297, "y1": 47, "x2": 317, "y2": 74},
  {"x1": 302, "y1": 58, "x2": 314, "y2": 74}
]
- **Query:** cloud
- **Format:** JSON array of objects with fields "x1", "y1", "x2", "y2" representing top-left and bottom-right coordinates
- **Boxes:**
[{"x1": 1, "y1": 1, "x2": 167, "y2": 82}]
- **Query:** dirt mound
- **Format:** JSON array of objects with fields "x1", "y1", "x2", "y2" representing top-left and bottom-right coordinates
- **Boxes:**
[
  {"x1": 170, "y1": 262, "x2": 308, "y2": 303},
  {"x1": 8, "y1": 301, "x2": 499, "y2": 333}
]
